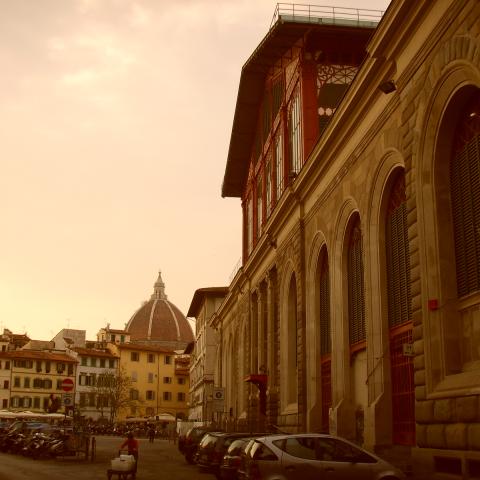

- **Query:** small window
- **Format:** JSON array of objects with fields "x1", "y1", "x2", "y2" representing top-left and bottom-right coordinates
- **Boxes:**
[
  {"x1": 90, "y1": 358, "x2": 97, "y2": 367},
  {"x1": 67, "y1": 364, "x2": 74, "y2": 375},
  {"x1": 146, "y1": 390, "x2": 155, "y2": 400},
  {"x1": 45, "y1": 361, "x2": 51, "y2": 373},
  {"x1": 177, "y1": 392, "x2": 185, "y2": 402},
  {"x1": 131, "y1": 352, "x2": 140, "y2": 362},
  {"x1": 81, "y1": 357, "x2": 88, "y2": 366},
  {"x1": 131, "y1": 372, "x2": 138, "y2": 382},
  {"x1": 163, "y1": 377, "x2": 172, "y2": 384},
  {"x1": 120, "y1": 335, "x2": 125, "y2": 343},
  {"x1": 22, "y1": 397, "x2": 31, "y2": 408},
  {"x1": 5, "y1": 361, "x2": 10, "y2": 370},
  {"x1": 24, "y1": 377, "x2": 30, "y2": 388},
  {"x1": 164, "y1": 355, "x2": 172, "y2": 365},
  {"x1": 163, "y1": 391, "x2": 172, "y2": 401},
  {"x1": 33, "y1": 397, "x2": 40, "y2": 408},
  {"x1": 100, "y1": 358, "x2": 106, "y2": 368},
  {"x1": 177, "y1": 377, "x2": 185, "y2": 385},
  {"x1": 109, "y1": 359, "x2": 115, "y2": 368},
  {"x1": 147, "y1": 353, "x2": 155, "y2": 363},
  {"x1": 43, "y1": 379, "x2": 52, "y2": 389},
  {"x1": 36, "y1": 361, "x2": 42, "y2": 372},
  {"x1": 3, "y1": 380, "x2": 9, "y2": 389},
  {"x1": 2, "y1": 399, "x2": 7, "y2": 408},
  {"x1": 57, "y1": 363, "x2": 65, "y2": 373},
  {"x1": 56, "y1": 379, "x2": 63, "y2": 390},
  {"x1": 14, "y1": 377, "x2": 20, "y2": 388},
  {"x1": 130, "y1": 389, "x2": 139, "y2": 400},
  {"x1": 111, "y1": 334, "x2": 115, "y2": 342},
  {"x1": 11, "y1": 397, "x2": 20, "y2": 408},
  {"x1": 148, "y1": 373, "x2": 154, "y2": 383}
]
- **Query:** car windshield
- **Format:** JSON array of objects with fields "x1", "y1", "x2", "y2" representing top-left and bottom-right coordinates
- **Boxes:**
[{"x1": 227, "y1": 439, "x2": 250, "y2": 455}]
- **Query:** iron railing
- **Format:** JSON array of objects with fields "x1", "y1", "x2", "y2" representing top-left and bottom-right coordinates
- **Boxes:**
[{"x1": 270, "y1": 3, "x2": 384, "y2": 29}]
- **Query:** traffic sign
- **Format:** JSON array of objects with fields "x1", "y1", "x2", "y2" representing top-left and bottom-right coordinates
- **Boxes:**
[
  {"x1": 61, "y1": 378, "x2": 74, "y2": 392},
  {"x1": 62, "y1": 393, "x2": 73, "y2": 406}
]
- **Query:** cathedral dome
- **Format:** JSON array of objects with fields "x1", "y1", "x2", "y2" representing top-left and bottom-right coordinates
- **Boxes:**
[{"x1": 125, "y1": 271, "x2": 194, "y2": 349}]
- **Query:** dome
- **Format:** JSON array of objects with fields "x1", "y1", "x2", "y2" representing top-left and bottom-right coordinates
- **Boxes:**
[{"x1": 125, "y1": 271, "x2": 194, "y2": 349}]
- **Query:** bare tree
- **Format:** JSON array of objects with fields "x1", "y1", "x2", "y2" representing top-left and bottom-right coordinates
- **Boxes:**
[{"x1": 92, "y1": 368, "x2": 135, "y2": 424}]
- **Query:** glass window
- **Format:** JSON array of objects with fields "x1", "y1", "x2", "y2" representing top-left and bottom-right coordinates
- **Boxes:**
[
  {"x1": 163, "y1": 376, "x2": 172, "y2": 384},
  {"x1": 148, "y1": 373, "x2": 154, "y2": 383},
  {"x1": 81, "y1": 357, "x2": 87, "y2": 366},
  {"x1": 131, "y1": 352, "x2": 140, "y2": 362},
  {"x1": 100, "y1": 358, "x2": 106, "y2": 368},
  {"x1": 163, "y1": 391, "x2": 172, "y2": 401},
  {"x1": 90, "y1": 358, "x2": 97, "y2": 367},
  {"x1": 24, "y1": 377, "x2": 30, "y2": 388},
  {"x1": 275, "y1": 133, "x2": 284, "y2": 201},
  {"x1": 146, "y1": 390, "x2": 155, "y2": 400},
  {"x1": 164, "y1": 355, "x2": 171, "y2": 365},
  {"x1": 147, "y1": 353, "x2": 155, "y2": 363},
  {"x1": 131, "y1": 372, "x2": 138, "y2": 382},
  {"x1": 14, "y1": 377, "x2": 20, "y2": 387},
  {"x1": 256, "y1": 175, "x2": 263, "y2": 237},
  {"x1": 289, "y1": 88, "x2": 302, "y2": 175},
  {"x1": 109, "y1": 359, "x2": 115, "y2": 368},
  {"x1": 251, "y1": 442, "x2": 278, "y2": 461},
  {"x1": 177, "y1": 392, "x2": 185, "y2": 402}
]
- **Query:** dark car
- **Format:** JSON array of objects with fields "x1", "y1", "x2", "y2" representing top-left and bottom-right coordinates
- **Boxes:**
[
  {"x1": 197, "y1": 432, "x2": 269, "y2": 479},
  {"x1": 220, "y1": 437, "x2": 256, "y2": 480},
  {"x1": 182, "y1": 426, "x2": 220, "y2": 464}
]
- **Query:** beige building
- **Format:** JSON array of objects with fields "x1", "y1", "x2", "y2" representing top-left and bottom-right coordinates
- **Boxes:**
[
  {"x1": 212, "y1": 1, "x2": 480, "y2": 478},
  {"x1": 187, "y1": 287, "x2": 228, "y2": 422}
]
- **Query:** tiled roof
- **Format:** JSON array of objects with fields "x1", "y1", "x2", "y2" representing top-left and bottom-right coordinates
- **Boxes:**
[
  {"x1": 117, "y1": 343, "x2": 174, "y2": 354},
  {"x1": 73, "y1": 347, "x2": 118, "y2": 358},
  {"x1": 0, "y1": 350, "x2": 77, "y2": 362}
]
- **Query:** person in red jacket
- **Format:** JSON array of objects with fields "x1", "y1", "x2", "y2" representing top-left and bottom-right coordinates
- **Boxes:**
[{"x1": 120, "y1": 432, "x2": 139, "y2": 473}]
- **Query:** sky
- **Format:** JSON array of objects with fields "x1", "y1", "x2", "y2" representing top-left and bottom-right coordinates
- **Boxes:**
[{"x1": 0, "y1": 0, "x2": 390, "y2": 341}]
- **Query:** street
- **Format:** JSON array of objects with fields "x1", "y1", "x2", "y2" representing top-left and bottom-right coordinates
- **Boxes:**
[{"x1": 0, "y1": 436, "x2": 205, "y2": 480}]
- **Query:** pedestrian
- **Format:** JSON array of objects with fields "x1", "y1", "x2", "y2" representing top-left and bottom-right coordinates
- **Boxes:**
[
  {"x1": 120, "y1": 431, "x2": 139, "y2": 473},
  {"x1": 148, "y1": 425, "x2": 155, "y2": 443}
]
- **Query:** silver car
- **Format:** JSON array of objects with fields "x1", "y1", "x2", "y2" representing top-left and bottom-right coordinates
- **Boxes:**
[{"x1": 243, "y1": 433, "x2": 406, "y2": 480}]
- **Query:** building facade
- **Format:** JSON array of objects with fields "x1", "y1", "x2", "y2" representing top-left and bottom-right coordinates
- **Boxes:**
[
  {"x1": 213, "y1": 1, "x2": 480, "y2": 478},
  {"x1": 187, "y1": 287, "x2": 228, "y2": 422}
]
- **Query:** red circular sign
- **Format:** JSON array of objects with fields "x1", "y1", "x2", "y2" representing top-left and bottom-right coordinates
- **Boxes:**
[{"x1": 61, "y1": 378, "x2": 74, "y2": 392}]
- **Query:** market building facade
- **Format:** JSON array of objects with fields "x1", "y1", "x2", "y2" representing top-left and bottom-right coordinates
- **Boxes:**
[{"x1": 213, "y1": 1, "x2": 480, "y2": 477}]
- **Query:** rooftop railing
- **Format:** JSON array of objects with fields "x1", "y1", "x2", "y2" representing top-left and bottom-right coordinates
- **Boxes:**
[{"x1": 270, "y1": 3, "x2": 384, "y2": 29}]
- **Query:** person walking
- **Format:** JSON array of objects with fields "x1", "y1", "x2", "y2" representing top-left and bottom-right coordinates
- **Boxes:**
[
  {"x1": 148, "y1": 425, "x2": 155, "y2": 443},
  {"x1": 120, "y1": 431, "x2": 139, "y2": 474}
]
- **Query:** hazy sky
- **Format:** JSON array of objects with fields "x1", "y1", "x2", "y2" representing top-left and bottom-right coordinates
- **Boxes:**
[{"x1": 1, "y1": 0, "x2": 390, "y2": 341}]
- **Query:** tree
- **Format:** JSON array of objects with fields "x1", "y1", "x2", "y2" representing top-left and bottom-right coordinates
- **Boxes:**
[{"x1": 91, "y1": 368, "x2": 135, "y2": 424}]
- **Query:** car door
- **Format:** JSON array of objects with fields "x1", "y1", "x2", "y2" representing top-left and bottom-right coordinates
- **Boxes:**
[
  {"x1": 275, "y1": 437, "x2": 320, "y2": 480},
  {"x1": 315, "y1": 438, "x2": 375, "y2": 480}
]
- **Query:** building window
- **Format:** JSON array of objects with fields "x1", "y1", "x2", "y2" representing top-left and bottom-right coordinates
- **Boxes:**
[
  {"x1": 148, "y1": 373, "x2": 154, "y2": 383},
  {"x1": 33, "y1": 378, "x2": 42, "y2": 388},
  {"x1": 177, "y1": 392, "x2": 185, "y2": 402},
  {"x1": 265, "y1": 155, "x2": 272, "y2": 218},
  {"x1": 81, "y1": 357, "x2": 87, "y2": 366},
  {"x1": 146, "y1": 390, "x2": 155, "y2": 400},
  {"x1": 88, "y1": 393, "x2": 95, "y2": 407},
  {"x1": 33, "y1": 397, "x2": 40, "y2": 409},
  {"x1": 5, "y1": 361, "x2": 10, "y2": 370},
  {"x1": 121, "y1": 335, "x2": 125, "y2": 343},
  {"x1": 163, "y1": 377, "x2": 172, "y2": 384},
  {"x1": 36, "y1": 361, "x2": 42, "y2": 372},
  {"x1": 347, "y1": 215, "x2": 366, "y2": 347},
  {"x1": 177, "y1": 377, "x2": 185, "y2": 385},
  {"x1": 131, "y1": 352, "x2": 140, "y2": 362},
  {"x1": 45, "y1": 361, "x2": 50, "y2": 373},
  {"x1": 22, "y1": 397, "x2": 31, "y2": 408},
  {"x1": 2, "y1": 399, "x2": 7, "y2": 408},
  {"x1": 56, "y1": 363, "x2": 65, "y2": 373},
  {"x1": 79, "y1": 393, "x2": 86, "y2": 407},
  {"x1": 43, "y1": 379, "x2": 52, "y2": 389},
  {"x1": 130, "y1": 389, "x2": 139, "y2": 401},
  {"x1": 14, "y1": 377, "x2": 20, "y2": 388},
  {"x1": 67, "y1": 364, "x2": 73, "y2": 375},
  {"x1": 256, "y1": 174, "x2": 263, "y2": 238},
  {"x1": 90, "y1": 358, "x2": 97, "y2": 368},
  {"x1": 24, "y1": 377, "x2": 30, "y2": 388},
  {"x1": 164, "y1": 355, "x2": 172, "y2": 365},
  {"x1": 11, "y1": 396, "x2": 20, "y2": 408},
  {"x1": 110, "y1": 334, "x2": 115, "y2": 342},
  {"x1": 56, "y1": 379, "x2": 63, "y2": 390},
  {"x1": 131, "y1": 372, "x2": 138, "y2": 382},
  {"x1": 247, "y1": 196, "x2": 253, "y2": 255},
  {"x1": 3, "y1": 380, "x2": 9, "y2": 389},
  {"x1": 147, "y1": 353, "x2": 155, "y2": 363},
  {"x1": 288, "y1": 87, "x2": 302, "y2": 175},
  {"x1": 275, "y1": 133, "x2": 284, "y2": 201},
  {"x1": 163, "y1": 391, "x2": 172, "y2": 401},
  {"x1": 99, "y1": 358, "x2": 105, "y2": 368},
  {"x1": 109, "y1": 359, "x2": 115, "y2": 368}
]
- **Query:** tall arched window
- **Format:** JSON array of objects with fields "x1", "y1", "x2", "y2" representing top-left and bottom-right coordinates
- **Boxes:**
[
  {"x1": 318, "y1": 248, "x2": 331, "y2": 432},
  {"x1": 348, "y1": 215, "x2": 366, "y2": 348},
  {"x1": 386, "y1": 171, "x2": 412, "y2": 327},
  {"x1": 451, "y1": 91, "x2": 480, "y2": 298},
  {"x1": 287, "y1": 274, "x2": 298, "y2": 404}
]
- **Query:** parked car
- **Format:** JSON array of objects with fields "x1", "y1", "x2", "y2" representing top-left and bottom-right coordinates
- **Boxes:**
[
  {"x1": 242, "y1": 433, "x2": 406, "y2": 480},
  {"x1": 220, "y1": 437, "x2": 257, "y2": 480},
  {"x1": 182, "y1": 426, "x2": 221, "y2": 464},
  {"x1": 197, "y1": 432, "x2": 269, "y2": 478}
]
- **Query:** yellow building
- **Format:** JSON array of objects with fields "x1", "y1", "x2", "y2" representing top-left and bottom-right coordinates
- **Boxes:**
[{"x1": 111, "y1": 343, "x2": 189, "y2": 420}]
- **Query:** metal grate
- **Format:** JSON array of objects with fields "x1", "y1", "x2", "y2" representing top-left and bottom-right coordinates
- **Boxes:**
[{"x1": 348, "y1": 218, "x2": 366, "y2": 345}]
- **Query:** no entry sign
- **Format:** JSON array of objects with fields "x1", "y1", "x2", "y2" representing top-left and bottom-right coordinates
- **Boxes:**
[{"x1": 61, "y1": 378, "x2": 74, "y2": 392}]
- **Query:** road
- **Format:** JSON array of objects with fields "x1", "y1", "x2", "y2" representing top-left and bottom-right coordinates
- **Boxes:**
[{"x1": 0, "y1": 436, "x2": 207, "y2": 480}]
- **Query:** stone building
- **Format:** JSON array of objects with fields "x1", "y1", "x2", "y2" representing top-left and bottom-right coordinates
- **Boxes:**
[{"x1": 212, "y1": 1, "x2": 480, "y2": 478}]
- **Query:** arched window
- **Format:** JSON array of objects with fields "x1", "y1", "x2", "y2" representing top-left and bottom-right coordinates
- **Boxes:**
[
  {"x1": 348, "y1": 215, "x2": 366, "y2": 347},
  {"x1": 287, "y1": 274, "x2": 298, "y2": 405},
  {"x1": 386, "y1": 171, "x2": 412, "y2": 327},
  {"x1": 450, "y1": 91, "x2": 480, "y2": 298}
]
